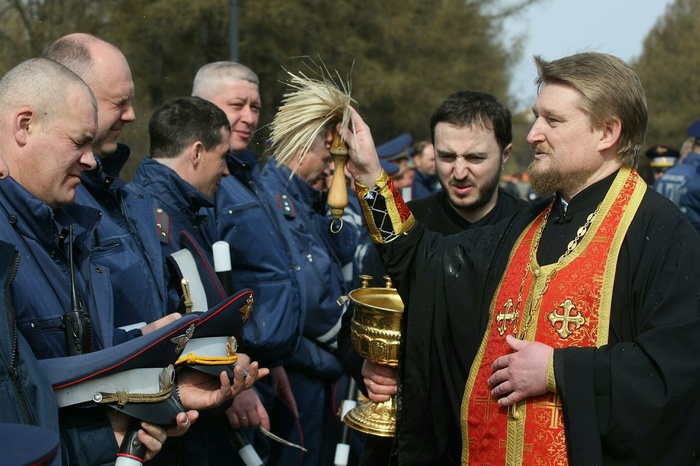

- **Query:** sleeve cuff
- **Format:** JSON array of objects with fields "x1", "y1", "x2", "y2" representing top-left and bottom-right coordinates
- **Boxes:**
[
  {"x1": 546, "y1": 350, "x2": 558, "y2": 393},
  {"x1": 354, "y1": 170, "x2": 415, "y2": 243}
]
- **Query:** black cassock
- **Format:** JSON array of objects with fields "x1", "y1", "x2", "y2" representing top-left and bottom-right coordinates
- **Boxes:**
[{"x1": 379, "y1": 171, "x2": 700, "y2": 465}]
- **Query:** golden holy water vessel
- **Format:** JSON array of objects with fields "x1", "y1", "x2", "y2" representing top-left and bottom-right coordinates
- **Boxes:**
[{"x1": 342, "y1": 275, "x2": 404, "y2": 437}]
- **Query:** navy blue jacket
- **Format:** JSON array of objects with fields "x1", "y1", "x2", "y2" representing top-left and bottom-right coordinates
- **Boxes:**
[
  {"x1": 260, "y1": 163, "x2": 347, "y2": 380},
  {"x1": 127, "y1": 158, "x2": 216, "y2": 312},
  {"x1": 0, "y1": 178, "x2": 125, "y2": 465},
  {"x1": 653, "y1": 151, "x2": 700, "y2": 205},
  {"x1": 0, "y1": 176, "x2": 125, "y2": 359},
  {"x1": 0, "y1": 240, "x2": 63, "y2": 466},
  {"x1": 213, "y1": 151, "x2": 306, "y2": 363},
  {"x1": 411, "y1": 169, "x2": 441, "y2": 201},
  {"x1": 76, "y1": 144, "x2": 168, "y2": 327}
]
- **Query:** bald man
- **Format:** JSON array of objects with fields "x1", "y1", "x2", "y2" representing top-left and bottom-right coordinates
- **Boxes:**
[{"x1": 43, "y1": 33, "x2": 170, "y2": 332}]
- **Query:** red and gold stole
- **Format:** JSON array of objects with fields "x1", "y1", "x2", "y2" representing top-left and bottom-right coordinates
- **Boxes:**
[{"x1": 461, "y1": 168, "x2": 646, "y2": 465}]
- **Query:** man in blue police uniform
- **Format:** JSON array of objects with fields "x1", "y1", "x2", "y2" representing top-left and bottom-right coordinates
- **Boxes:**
[
  {"x1": 128, "y1": 96, "x2": 230, "y2": 312},
  {"x1": 262, "y1": 130, "x2": 355, "y2": 466},
  {"x1": 646, "y1": 143, "x2": 679, "y2": 182},
  {"x1": 0, "y1": 56, "x2": 176, "y2": 466},
  {"x1": 654, "y1": 121, "x2": 700, "y2": 235},
  {"x1": 193, "y1": 62, "x2": 303, "y2": 462},
  {"x1": 410, "y1": 140, "x2": 442, "y2": 200},
  {"x1": 654, "y1": 120, "x2": 700, "y2": 206},
  {"x1": 43, "y1": 33, "x2": 172, "y2": 332},
  {"x1": 377, "y1": 133, "x2": 414, "y2": 200}
]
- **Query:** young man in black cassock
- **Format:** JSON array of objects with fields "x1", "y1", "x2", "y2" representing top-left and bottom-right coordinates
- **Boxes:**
[{"x1": 340, "y1": 90, "x2": 526, "y2": 465}]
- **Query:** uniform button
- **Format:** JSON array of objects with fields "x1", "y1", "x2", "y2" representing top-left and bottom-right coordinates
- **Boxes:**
[
  {"x1": 95, "y1": 267, "x2": 103, "y2": 273},
  {"x1": 7, "y1": 214, "x2": 17, "y2": 225}
]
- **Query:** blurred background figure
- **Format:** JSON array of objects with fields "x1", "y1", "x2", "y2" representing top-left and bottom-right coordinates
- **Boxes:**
[
  {"x1": 410, "y1": 140, "x2": 441, "y2": 200},
  {"x1": 654, "y1": 120, "x2": 700, "y2": 206},
  {"x1": 646, "y1": 143, "x2": 679, "y2": 182},
  {"x1": 376, "y1": 133, "x2": 414, "y2": 200}
]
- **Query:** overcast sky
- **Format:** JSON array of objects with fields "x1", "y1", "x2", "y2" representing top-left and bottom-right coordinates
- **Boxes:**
[{"x1": 503, "y1": 0, "x2": 675, "y2": 109}]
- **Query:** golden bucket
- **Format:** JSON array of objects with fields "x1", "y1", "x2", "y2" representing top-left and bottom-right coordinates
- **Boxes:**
[{"x1": 343, "y1": 276, "x2": 403, "y2": 437}]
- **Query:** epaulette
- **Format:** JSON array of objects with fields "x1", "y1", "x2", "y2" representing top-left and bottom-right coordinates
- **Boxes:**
[
  {"x1": 277, "y1": 193, "x2": 296, "y2": 220},
  {"x1": 155, "y1": 207, "x2": 170, "y2": 244}
]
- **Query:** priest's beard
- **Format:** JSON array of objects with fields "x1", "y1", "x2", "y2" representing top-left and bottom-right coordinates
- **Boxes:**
[{"x1": 527, "y1": 158, "x2": 592, "y2": 196}]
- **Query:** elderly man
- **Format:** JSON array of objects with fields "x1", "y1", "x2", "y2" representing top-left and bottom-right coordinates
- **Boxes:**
[{"x1": 342, "y1": 52, "x2": 700, "y2": 465}]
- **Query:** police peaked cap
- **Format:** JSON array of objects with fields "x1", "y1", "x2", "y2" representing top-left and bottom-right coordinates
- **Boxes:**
[
  {"x1": 687, "y1": 119, "x2": 700, "y2": 139},
  {"x1": 376, "y1": 133, "x2": 414, "y2": 161},
  {"x1": 380, "y1": 159, "x2": 400, "y2": 176},
  {"x1": 0, "y1": 423, "x2": 60, "y2": 466},
  {"x1": 39, "y1": 313, "x2": 199, "y2": 425},
  {"x1": 645, "y1": 144, "x2": 680, "y2": 168}
]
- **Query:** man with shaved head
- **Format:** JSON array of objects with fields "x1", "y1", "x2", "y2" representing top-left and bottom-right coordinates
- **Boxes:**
[{"x1": 0, "y1": 56, "x2": 172, "y2": 465}]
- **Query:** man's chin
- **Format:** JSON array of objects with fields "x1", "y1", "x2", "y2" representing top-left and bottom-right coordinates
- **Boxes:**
[
  {"x1": 95, "y1": 140, "x2": 118, "y2": 158},
  {"x1": 230, "y1": 139, "x2": 250, "y2": 153}
]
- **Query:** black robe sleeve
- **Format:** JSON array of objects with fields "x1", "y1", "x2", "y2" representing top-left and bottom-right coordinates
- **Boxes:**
[{"x1": 558, "y1": 191, "x2": 700, "y2": 466}]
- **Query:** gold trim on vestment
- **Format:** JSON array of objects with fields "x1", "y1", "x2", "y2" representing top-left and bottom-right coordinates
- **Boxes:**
[{"x1": 461, "y1": 167, "x2": 646, "y2": 465}]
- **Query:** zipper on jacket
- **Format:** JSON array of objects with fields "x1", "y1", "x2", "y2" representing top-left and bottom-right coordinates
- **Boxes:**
[{"x1": 6, "y1": 251, "x2": 35, "y2": 424}]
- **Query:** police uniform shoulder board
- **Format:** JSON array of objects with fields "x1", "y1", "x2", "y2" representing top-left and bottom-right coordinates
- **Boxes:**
[
  {"x1": 154, "y1": 207, "x2": 170, "y2": 244},
  {"x1": 277, "y1": 194, "x2": 296, "y2": 219}
]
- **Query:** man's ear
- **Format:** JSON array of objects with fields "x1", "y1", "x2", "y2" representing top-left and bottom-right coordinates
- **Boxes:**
[
  {"x1": 14, "y1": 108, "x2": 34, "y2": 146},
  {"x1": 189, "y1": 141, "x2": 204, "y2": 168},
  {"x1": 502, "y1": 143, "x2": 513, "y2": 165},
  {"x1": 597, "y1": 118, "x2": 622, "y2": 152}
]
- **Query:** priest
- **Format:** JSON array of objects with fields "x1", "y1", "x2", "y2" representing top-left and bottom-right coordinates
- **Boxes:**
[{"x1": 340, "y1": 52, "x2": 700, "y2": 465}]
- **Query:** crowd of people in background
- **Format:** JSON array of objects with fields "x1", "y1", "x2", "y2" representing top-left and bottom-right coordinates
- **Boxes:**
[{"x1": 3, "y1": 31, "x2": 700, "y2": 466}]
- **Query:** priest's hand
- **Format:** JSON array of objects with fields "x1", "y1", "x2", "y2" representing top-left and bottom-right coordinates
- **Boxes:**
[
  {"x1": 362, "y1": 360, "x2": 397, "y2": 403},
  {"x1": 339, "y1": 106, "x2": 382, "y2": 187},
  {"x1": 488, "y1": 335, "x2": 552, "y2": 406}
]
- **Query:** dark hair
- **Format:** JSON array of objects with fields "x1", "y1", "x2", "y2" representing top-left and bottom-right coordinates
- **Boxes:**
[
  {"x1": 149, "y1": 96, "x2": 230, "y2": 158},
  {"x1": 430, "y1": 90, "x2": 512, "y2": 152}
]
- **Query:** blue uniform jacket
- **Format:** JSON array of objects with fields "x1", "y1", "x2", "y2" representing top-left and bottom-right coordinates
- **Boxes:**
[
  {"x1": 0, "y1": 178, "x2": 124, "y2": 465},
  {"x1": 0, "y1": 240, "x2": 63, "y2": 465},
  {"x1": 0, "y1": 176, "x2": 124, "y2": 359},
  {"x1": 127, "y1": 158, "x2": 216, "y2": 312},
  {"x1": 76, "y1": 144, "x2": 168, "y2": 327},
  {"x1": 653, "y1": 151, "x2": 700, "y2": 205},
  {"x1": 411, "y1": 169, "x2": 441, "y2": 201},
  {"x1": 213, "y1": 151, "x2": 306, "y2": 363},
  {"x1": 260, "y1": 163, "x2": 348, "y2": 380}
]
